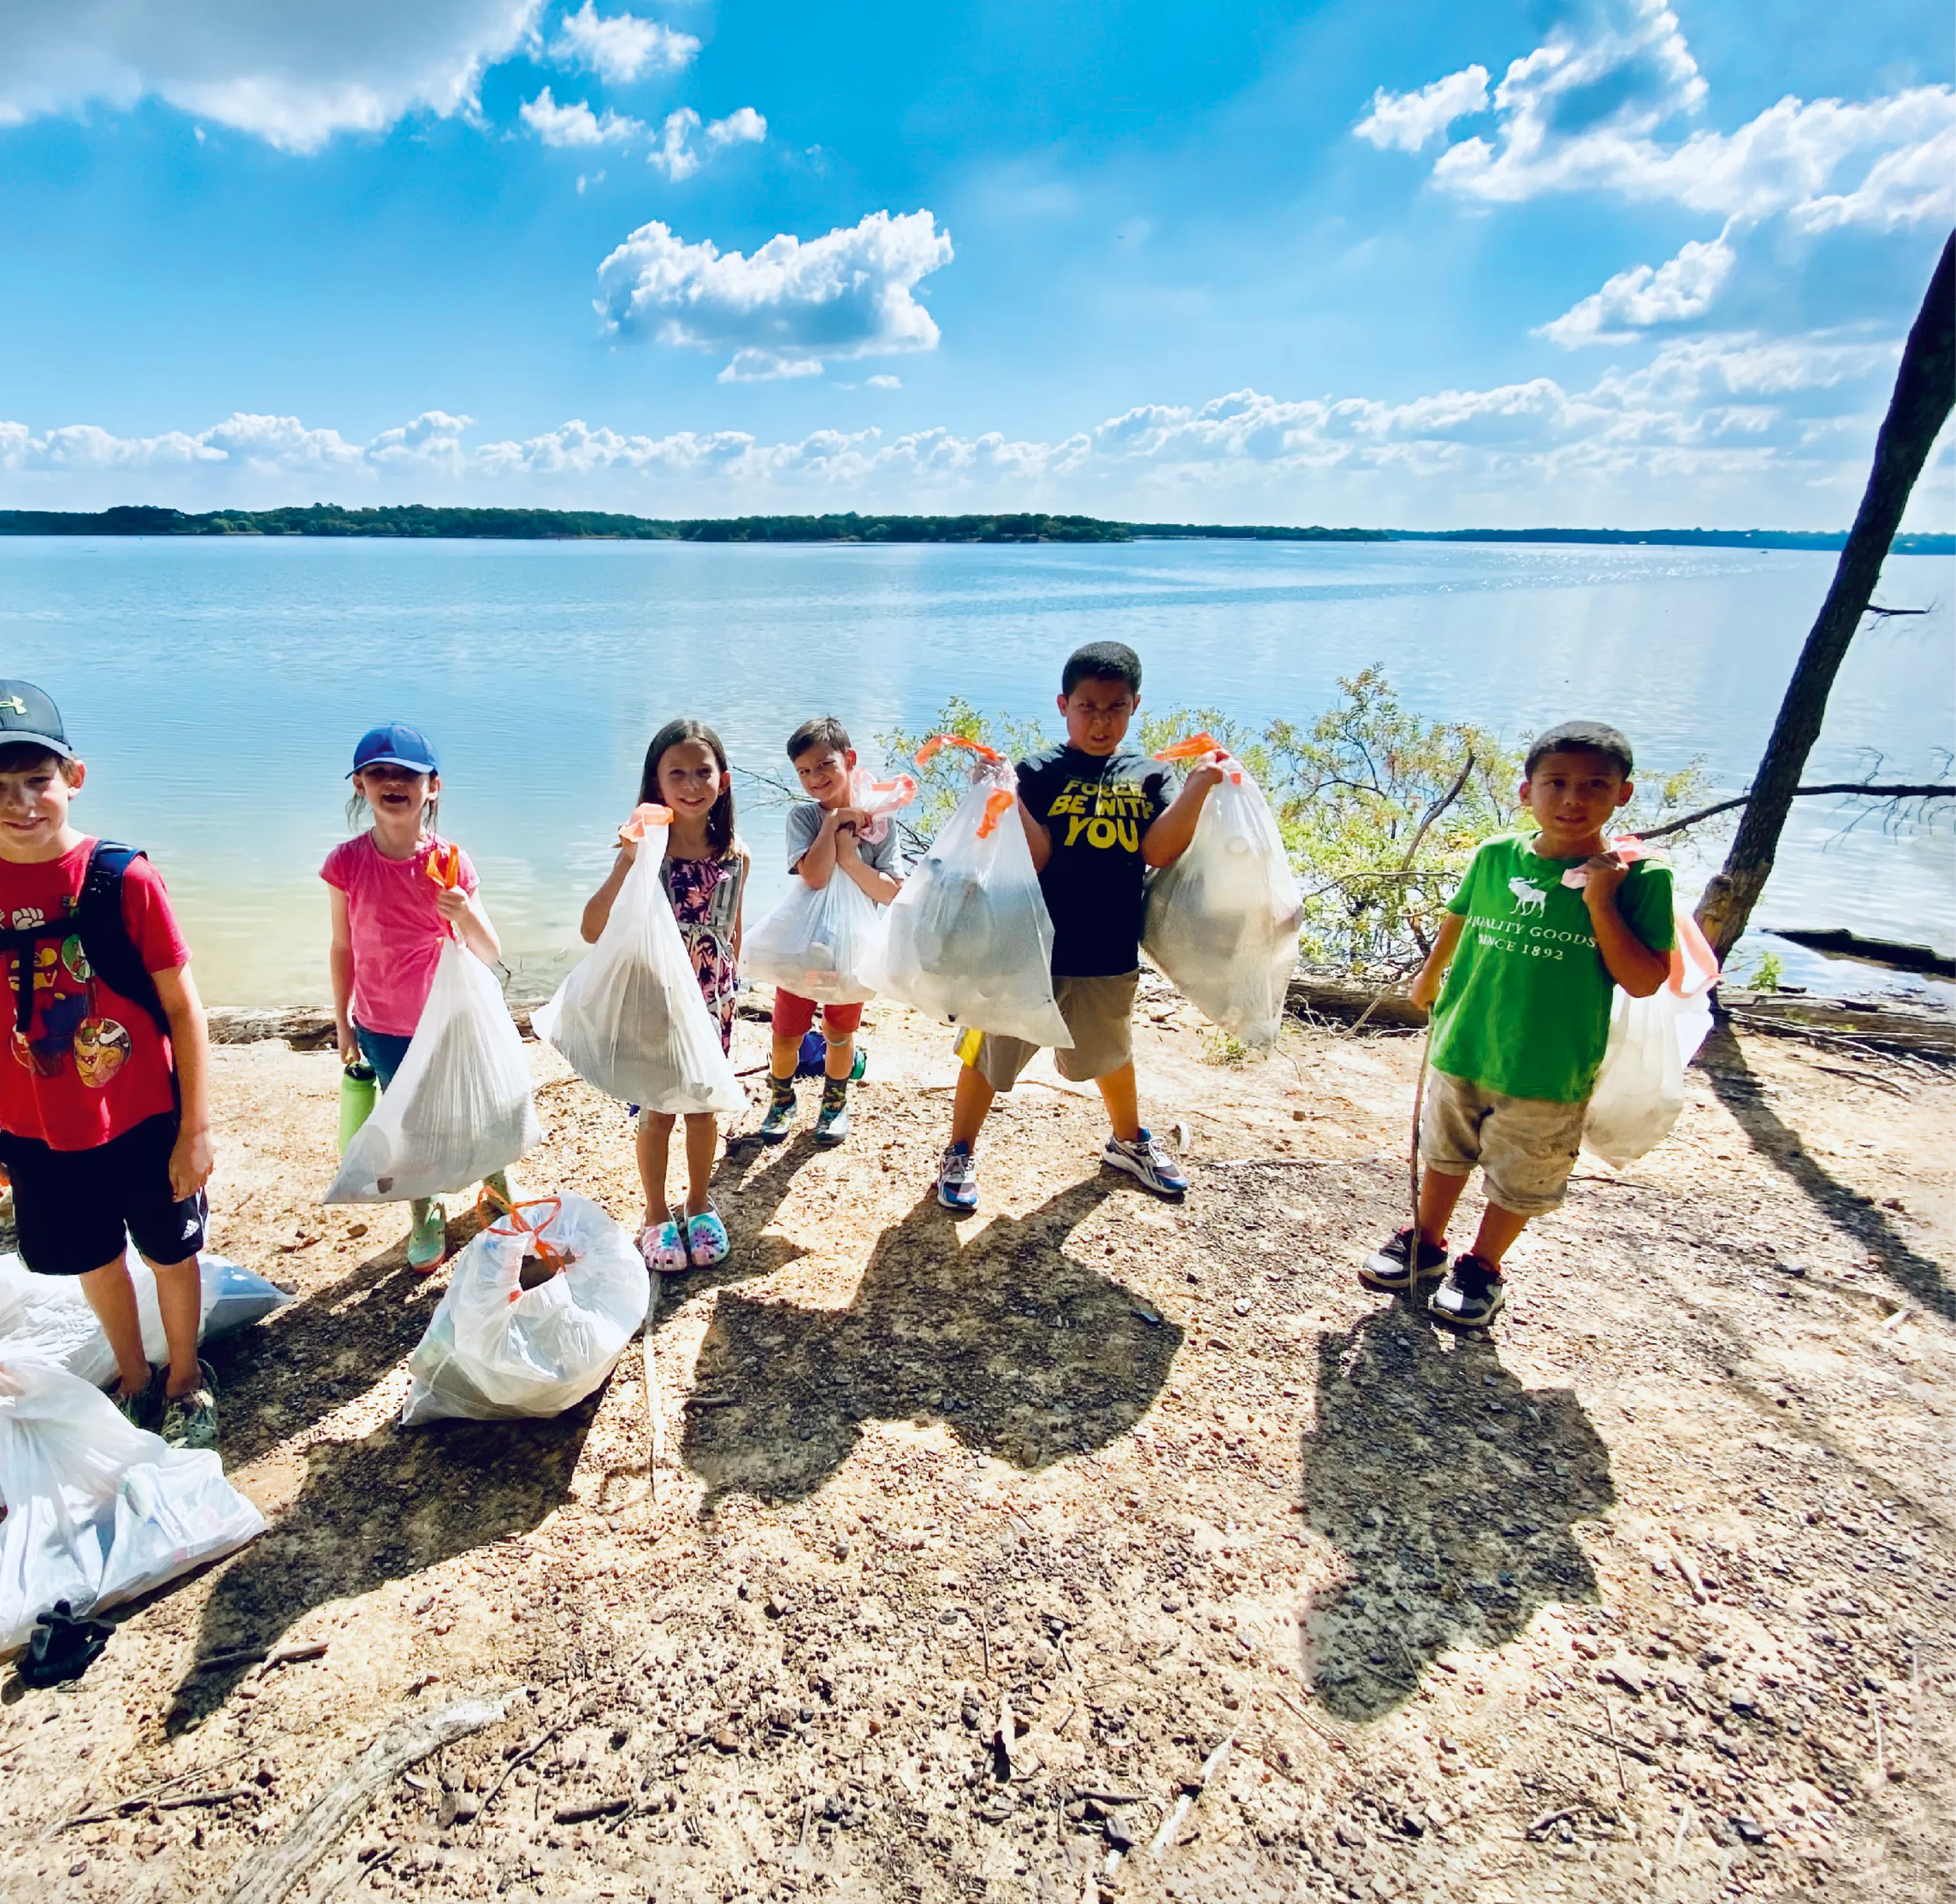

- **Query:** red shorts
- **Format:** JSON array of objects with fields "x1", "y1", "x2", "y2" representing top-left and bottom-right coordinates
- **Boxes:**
[{"x1": 771, "y1": 990, "x2": 865, "y2": 1041}]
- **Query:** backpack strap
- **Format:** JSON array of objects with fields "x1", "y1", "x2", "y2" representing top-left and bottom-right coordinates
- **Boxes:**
[{"x1": 74, "y1": 842, "x2": 172, "y2": 1038}]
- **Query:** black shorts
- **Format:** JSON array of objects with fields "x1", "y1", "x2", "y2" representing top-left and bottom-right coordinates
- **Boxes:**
[{"x1": 0, "y1": 1112, "x2": 207, "y2": 1278}]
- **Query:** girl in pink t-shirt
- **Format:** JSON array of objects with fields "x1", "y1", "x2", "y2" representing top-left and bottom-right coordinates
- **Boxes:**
[{"x1": 321, "y1": 723, "x2": 503, "y2": 1270}]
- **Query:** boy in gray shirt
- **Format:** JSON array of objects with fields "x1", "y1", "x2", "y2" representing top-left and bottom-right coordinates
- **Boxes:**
[{"x1": 758, "y1": 718, "x2": 906, "y2": 1145}]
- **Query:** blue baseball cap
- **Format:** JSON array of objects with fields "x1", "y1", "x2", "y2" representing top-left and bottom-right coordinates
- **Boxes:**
[{"x1": 348, "y1": 723, "x2": 439, "y2": 778}]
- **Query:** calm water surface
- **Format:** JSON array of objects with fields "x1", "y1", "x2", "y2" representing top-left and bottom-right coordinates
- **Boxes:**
[{"x1": 1, "y1": 536, "x2": 1949, "y2": 1007}]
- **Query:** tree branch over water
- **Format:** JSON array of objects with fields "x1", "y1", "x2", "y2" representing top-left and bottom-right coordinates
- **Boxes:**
[{"x1": 1638, "y1": 782, "x2": 1955, "y2": 843}]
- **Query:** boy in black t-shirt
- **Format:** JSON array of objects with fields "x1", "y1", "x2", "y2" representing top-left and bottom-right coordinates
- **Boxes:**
[{"x1": 936, "y1": 641, "x2": 1224, "y2": 1212}]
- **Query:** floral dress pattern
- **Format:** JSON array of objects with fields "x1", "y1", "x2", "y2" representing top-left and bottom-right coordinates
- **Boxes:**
[{"x1": 661, "y1": 845, "x2": 747, "y2": 1055}]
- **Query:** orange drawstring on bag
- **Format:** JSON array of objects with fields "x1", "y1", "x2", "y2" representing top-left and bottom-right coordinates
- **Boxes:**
[
  {"x1": 474, "y1": 1185, "x2": 569, "y2": 1300},
  {"x1": 1153, "y1": 733, "x2": 1245, "y2": 784},
  {"x1": 915, "y1": 735, "x2": 1013, "y2": 837}
]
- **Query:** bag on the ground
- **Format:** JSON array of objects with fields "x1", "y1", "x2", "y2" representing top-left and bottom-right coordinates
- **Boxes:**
[
  {"x1": 325, "y1": 937, "x2": 541, "y2": 1205},
  {"x1": 0, "y1": 1250, "x2": 291, "y2": 1391},
  {"x1": 1142, "y1": 737, "x2": 1304, "y2": 1050},
  {"x1": 1581, "y1": 853, "x2": 1721, "y2": 1169},
  {"x1": 742, "y1": 770, "x2": 917, "y2": 1007},
  {"x1": 870, "y1": 738, "x2": 1071, "y2": 1049},
  {"x1": 531, "y1": 805, "x2": 746, "y2": 1115},
  {"x1": 0, "y1": 1360, "x2": 265, "y2": 1652},
  {"x1": 400, "y1": 1194, "x2": 648, "y2": 1424}
]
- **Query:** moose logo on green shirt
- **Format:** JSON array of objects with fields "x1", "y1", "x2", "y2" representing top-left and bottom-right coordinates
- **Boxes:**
[{"x1": 1430, "y1": 834, "x2": 1676, "y2": 1105}]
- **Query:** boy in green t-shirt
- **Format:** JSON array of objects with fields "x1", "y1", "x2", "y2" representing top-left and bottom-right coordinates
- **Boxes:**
[{"x1": 1360, "y1": 721, "x2": 1676, "y2": 1329}]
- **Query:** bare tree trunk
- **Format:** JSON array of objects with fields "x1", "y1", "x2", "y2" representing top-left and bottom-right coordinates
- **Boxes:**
[{"x1": 1696, "y1": 230, "x2": 1955, "y2": 963}]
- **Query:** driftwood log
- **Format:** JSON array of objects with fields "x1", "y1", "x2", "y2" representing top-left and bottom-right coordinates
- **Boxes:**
[
  {"x1": 222, "y1": 1691, "x2": 518, "y2": 1904},
  {"x1": 1279, "y1": 973, "x2": 1955, "y2": 1062}
]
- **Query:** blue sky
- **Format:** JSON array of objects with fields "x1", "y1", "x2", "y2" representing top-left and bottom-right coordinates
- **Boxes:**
[{"x1": 0, "y1": 0, "x2": 1949, "y2": 526}]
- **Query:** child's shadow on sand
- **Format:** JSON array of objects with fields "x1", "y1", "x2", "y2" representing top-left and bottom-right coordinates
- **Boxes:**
[
  {"x1": 1299, "y1": 1306, "x2": 1615, "y2": 1721},
  {"x1": 165, "y1": 1399, "x2": 598, "y2": 1731},
  {"x1": 679, "y1": 1180, "x2": 1183, "y2": 1506}
]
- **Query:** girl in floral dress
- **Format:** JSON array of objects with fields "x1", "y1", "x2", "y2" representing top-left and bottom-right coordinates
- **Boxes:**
[{"x1": 578, "y1": 718, "x2": 747, "y2": 1273}]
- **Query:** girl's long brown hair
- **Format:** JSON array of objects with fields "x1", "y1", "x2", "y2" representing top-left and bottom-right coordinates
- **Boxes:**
[{"x1": 639, "y1": 718, "x2": 735, "y2": 857}]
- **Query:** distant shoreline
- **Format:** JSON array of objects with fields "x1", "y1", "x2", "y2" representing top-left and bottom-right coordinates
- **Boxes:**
[{"x1": 1, "y1": 504, "x2": 1949, "y2": 555}]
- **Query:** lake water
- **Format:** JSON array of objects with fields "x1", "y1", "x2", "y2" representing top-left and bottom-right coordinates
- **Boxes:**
[{"x1": 1, "y1": 535, "x2": 1950, "y2": 1008}]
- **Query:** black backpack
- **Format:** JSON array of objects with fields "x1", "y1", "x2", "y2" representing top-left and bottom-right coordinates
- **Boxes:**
[{"x1": 2, "y1": 840, "x2": 171, "y2": 1040}]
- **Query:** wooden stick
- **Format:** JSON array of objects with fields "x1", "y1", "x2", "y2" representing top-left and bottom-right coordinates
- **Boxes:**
[
  {"x1": 1600, "y1": 1698, "x2": 1629, "y2": 1796},
  {"x1": 222, "y1": 1693, "x2": 518, "y2": 1904}
]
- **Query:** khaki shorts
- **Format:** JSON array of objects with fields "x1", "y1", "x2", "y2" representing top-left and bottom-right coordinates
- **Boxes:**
[
  {"x1": 1419, "y1": 1070, "x2": 1588, "y2": 1218},
  {"x1": 975, "y1": 971, "x2": 1138, "y2": 1091}
]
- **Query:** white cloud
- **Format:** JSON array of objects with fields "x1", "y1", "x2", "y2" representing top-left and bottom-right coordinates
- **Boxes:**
[
  {"x1": 520, "y1": 86, "x2": 642, "y2": 147},
  {"x1": 1536, "y1": 229, "x2": 1736, "y2": 346},
  {"x1": 548, "y1": 4, "x2": 697, "y2": 84},
  {"x1": 1378, "y1": 1, "x2": 1956, "y2": 231},
  {"x1": 595, "y1": 209, "x2": 953, "y2": 376},
  {"x1": 4, "y1": 331, "x2": 1934, "y2": 530},
  {"x1": 706, "y1": 106, "x2": 765, "y2": 149},
  {"x1": 645, "y1": 105, "x2": 765, "y2": 179},
  {"x1": 1792, "y1": 123, "x2": 1956, "y2": 234},
  {"x1": 1354, "y1": 65, "x2": 1489, "y2": 154},
  {"x1": 865, "y1": 374, "x2": 902, "y2": 389},
  {"x1": 0, "y1": 0, "x2": 542, "y2": 152}
]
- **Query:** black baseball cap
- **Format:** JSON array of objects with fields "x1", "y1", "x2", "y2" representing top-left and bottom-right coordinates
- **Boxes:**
[{"x1": 0, "y1": 681, "x2": 74, "y2": 761}]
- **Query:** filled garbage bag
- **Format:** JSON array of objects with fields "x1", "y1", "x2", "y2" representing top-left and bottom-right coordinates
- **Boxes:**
[
  {"x1": 0, "y1": 1360, "x2": 264, "y2": 1652},
  {"x1": 325, "y1": 935, "x2": 541, "y2": 1205},
  {"x1": 1582, "y1": 870, "x2": 1720, "y2": 1169},
  {"x1": 1142, "y1": 737, "x2": 1304, "y2": 1050},
  {"x1": 743, "y1": 869, "x2": 885, "y2": 1006},
  {"x1": 870, "y1": 738, "x2": 1071, "y2": 1049},
  {"x1": 743, "y1": 768, "x2": 917, "y2": 1006},
  {"x1": 0, "y1": 1250, "x2": 291, "y2": 1391},
  {"x1": 400, "y1": 1194, "x2": 648, "y2": 1424},
  {"x1": 533, "y1": 805, "x2": 746, "y2": 1115}
]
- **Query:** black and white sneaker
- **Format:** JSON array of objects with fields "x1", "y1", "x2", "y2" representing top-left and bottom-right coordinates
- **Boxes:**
[
  {"x1": 1358, "y1": 1226, "x2": 1450, "y2": 1293},
  {"x1": 1429, "y1": 1254, "x2": 1506, "y2": 1330}
]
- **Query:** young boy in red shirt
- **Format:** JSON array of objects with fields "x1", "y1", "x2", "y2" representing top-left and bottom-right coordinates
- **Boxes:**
[{"x1": 0, "y1": 681, "x2": 218, "y2": 1446}]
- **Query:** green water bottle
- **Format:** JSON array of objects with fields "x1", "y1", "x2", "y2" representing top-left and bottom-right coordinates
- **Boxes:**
[{"x1": 339, "y1": 1057, "x2": 378, "y2": 1154}]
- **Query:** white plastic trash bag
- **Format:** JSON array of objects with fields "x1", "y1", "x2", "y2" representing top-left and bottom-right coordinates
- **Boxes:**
[
  {"x1": 743, "y1": 870, "x2": 884, "y2": 1006},
  {"x1": 1582, "y1": 881, "x2": 1721, "y2": 1171},
  {"x1": 326, "y1": 937, "x2": 540, "y2": 1204},
  {"x1": 400, "y1": 1194, "x2": 648, "y2": 1424},
  {"x1": 871, "y1": 738, "x2": 1072, "y2": 1049},
  {"x1": 741, "y1": 768, "x2": 917, "y2": 1008},
  {"x1": 1142, "y1": 737, "x2": 1304, "y2": 1050},
  {"x1": 532, "y1": 805, "x2": 745, "y2": 1115},
  {"x1": 0, "y1": 1360, "x2": 264, "y2": 1651},
  {"x1": 0, "y1": 1250, "x2": 291, "y2": 1390}
]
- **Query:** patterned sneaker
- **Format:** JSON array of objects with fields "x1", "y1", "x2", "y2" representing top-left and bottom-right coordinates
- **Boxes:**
[
  {"x1": 160, "y1": 1361, "x2": 219, "y2": 1452},
  {"x1": 1359, "y1": 1227, "x2": 1451, "y2": 1293},
  {"x1": 1429, "y1": 1254, "x2": 1507, "y2": 1330},
  {"x1": 936, "y1": 1141, "x2": 978, "y2": 1213},
  {"x1": 640, "y1": 1215, "x2": 687, "y2": 1275},
  {"x1": 814, "y1": 1076, "x2": 851, "y2": 1147},
  {"x1": 407, "y1": 1197, "x2": 447, "y2": 1272},
  {"x1": 481, "y1": 1169, "x2": 514, "y2": 1212},
  {"x1": 756, "y1": 1077, "x2": 797, "y2": 1143},
  {"x1": 686, "y1": 1205, "x2": 732, "y2": 1269},
  {"x1": 1101, "y1": 1128, "x2": 1188, "y2": 1200}
]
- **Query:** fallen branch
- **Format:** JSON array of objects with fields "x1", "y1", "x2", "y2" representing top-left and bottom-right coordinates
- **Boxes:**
[
  {"x1": 1635, "y1": 782, "x2": 1953, "y2": 844},
  {"x1": 54, "y1": 1750, "x2": 255, "y2": 1832},
  {"x1": 222, "y1": 1692, "x2": 519, "y2": 1904},
  {"x1": 1150, "y1": 1731, "x2": 1236, "y2": 1859}
]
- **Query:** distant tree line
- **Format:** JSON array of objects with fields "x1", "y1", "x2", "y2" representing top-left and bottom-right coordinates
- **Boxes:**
[{"x1": 0, "y1": 503, "x2": 1945, "y2": 553}]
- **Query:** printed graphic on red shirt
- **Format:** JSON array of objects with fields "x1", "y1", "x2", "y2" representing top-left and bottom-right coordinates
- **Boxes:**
[{"x1": 0, "y1": 840, "x2": 188, "y2": 1151}]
